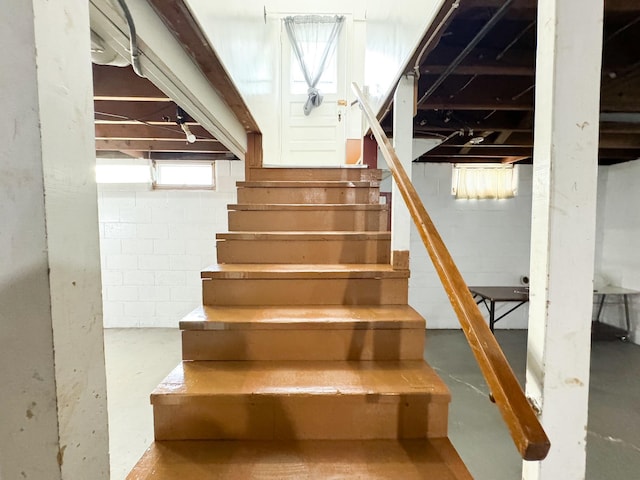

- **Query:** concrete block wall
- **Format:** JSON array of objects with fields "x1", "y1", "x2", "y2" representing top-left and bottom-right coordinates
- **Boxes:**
[
  {"x1": 596, "y1": 161, "x2": 640, "y2": 343},
  {"x1": 98, "y1": 160, "x2": 242, "y2": 328},
  {"x1": 97, "y1": 158, "x2": 639, "y2": 337},
  {"x1": 408, "y1": 163, "x2": 533, "y2": 329},
  {"x1": 407, "y1": 162, "x2": 639, "y2": 340}
]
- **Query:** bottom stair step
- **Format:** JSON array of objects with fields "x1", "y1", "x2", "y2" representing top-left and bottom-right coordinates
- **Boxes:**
[{"x1": 127, "y1": 439, "x2": 472, "y2": 479}]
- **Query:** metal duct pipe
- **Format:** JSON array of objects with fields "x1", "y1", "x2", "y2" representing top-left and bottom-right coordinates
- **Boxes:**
[{"x1": 115, "y1": 0, "x2": 144, "y2": 77}]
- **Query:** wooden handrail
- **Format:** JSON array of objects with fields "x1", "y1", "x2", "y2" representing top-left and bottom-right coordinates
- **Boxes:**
[{"x1": 351, "y1": 82, "x2": 550, "y2": 461}]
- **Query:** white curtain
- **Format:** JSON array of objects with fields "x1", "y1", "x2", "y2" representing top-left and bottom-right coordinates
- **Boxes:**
[
  {"x1": 284, "y1": 15, "x2": 345, "y2": 116},
  {"x1": 452, "y1": 164, "x2": 519, "y2": 199}
]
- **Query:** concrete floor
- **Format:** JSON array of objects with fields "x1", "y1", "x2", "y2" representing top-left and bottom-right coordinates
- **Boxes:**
[{"x1": 105, "y1": 328, "x2": 640, "y2": 479}]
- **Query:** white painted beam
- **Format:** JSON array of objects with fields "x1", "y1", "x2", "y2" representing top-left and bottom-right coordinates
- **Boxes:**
[
  {"x1": 0, "y1": 1, "x2": 109, "y2": 478},
  {"x1": 391, "y1": 74, "x2": 416, "y2": 266},
  {"x1": 89, "y1": 0, "x2": 247, "y2": 159},
  {"x1": 524, "y1": 0, "x2": 604, "y2": 478}
]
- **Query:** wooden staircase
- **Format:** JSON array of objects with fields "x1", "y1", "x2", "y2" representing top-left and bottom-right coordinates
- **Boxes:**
[{"x1": 127, "y1": 167, "x2": 472, "y2": 479}]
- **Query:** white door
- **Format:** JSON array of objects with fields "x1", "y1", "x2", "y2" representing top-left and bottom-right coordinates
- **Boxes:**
[{"x1": 280, "y1": 19, "x2": 347, "y2": 166}]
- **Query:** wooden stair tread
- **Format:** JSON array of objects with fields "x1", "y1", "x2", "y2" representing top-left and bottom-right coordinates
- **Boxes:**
[
  {"x1": 248, "y1": 166, "x2": 383, "y2": 182},
  {"x1": 237, "y1": 181, "x2": 375, "y2": 188},
  {"x1": 151, "y1": 360, "x2": 450, "y2": 402},
  {"x1": 228, "y1": 203, "x2": 388, "y2": 211},
  {"x1": 128, "y1": 165, "x2": 471, "y2": 475},
  {"x1": 179, "y1": 305, "x2": 425, "y2": 330},
  {"x1": 127, "y1": 439, "x2": 472, "y2": 480},
  {"x1": 216, "y1": 231, "x2": 391, "y2": 240},
  {"x1": 201, "y1": 263, "x2": 408, "y2": 279}
]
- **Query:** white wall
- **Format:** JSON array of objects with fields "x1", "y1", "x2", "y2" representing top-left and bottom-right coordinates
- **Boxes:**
[
  {"x1": 408, "y1": 163, "x2": 534, "y2": 329},
  {"x1": 185, "y1": 0, "x2": 280, "y2": 162},
  {"x1": 186, "y1": 0, "x2": 368, "y2": 165},
  {"x1": 408, "y1": 161, "x2": 640, "y2": 340},
  {"x1": 184, "y1": 0, "x2": 442, "y2": 163},
  {"x1": 98, "y1": 158, "x2": 640, "y2": 335},
  {"x1": 98, "y1": 160, "x2": 242, "y2": 328},
  {"x1": 364, "y1": 0, "x2": 444, "y2": 113},
  {"x1": 596, "y1": 161, "x2": 640, "y2": 342}
]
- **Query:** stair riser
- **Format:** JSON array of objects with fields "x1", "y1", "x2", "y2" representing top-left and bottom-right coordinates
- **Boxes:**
[
  {"x1": 228, "y1": 210, "x2": 388, "y2": 232},
  {"x1": 127, "y1": 439, "x2": 473, "y2": 480},
  {"x1": 216, "y1": 239, "x2": 391, "y2": 264},
  {"x1": 202, "y1": 278, "x2": 408, "y2": 306},
  {"x1": 153, "y1": 396, "x2": 448, "y2": 441},
  {"x1": 182, "y1": 328, "x2": 425, "y2": 361},
  {"x1": 237, "y1": 187, "x2": 379, "y2": 205},
  {"x1": 249, "y1": 168, "x2": 381, "y2": 182}
]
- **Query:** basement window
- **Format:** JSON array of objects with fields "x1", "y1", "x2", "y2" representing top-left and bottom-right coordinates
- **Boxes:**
[
  {"x1": 451, "y1": 163, "x2": 519, "y2": 200},
  {"x1": 95, "y1": 158, "x2": 152, "y2": 184},
  {"x1": 152, "y1": 161, "x2": 215, "y2": 190}
]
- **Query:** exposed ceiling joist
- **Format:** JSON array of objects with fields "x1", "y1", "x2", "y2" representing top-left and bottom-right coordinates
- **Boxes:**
[
  {"x1": 387, "y1": 0, "x2": 640, "y2": 165},
  {"x1": 95, "y1": 139, "x2": 227, "y2": 152},
  {"x1": 422, "y1": 65, "x2": 535, "y2": 76},
  {"x1": 93, "y1": 64, "x2": 166, "y2": 99},
  {"x1": 94, "y1": 64, "x2": 236, "y2": 159},
  {"x1": 95, "y1": 123, "x2": 214, "y2": 140},
  {"x1": 94, "y1": 100, "x2": 178, "y2": 123}
]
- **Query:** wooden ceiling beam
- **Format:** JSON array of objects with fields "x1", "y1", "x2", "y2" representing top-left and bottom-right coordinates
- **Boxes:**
[
  {"x1": 95, "y1": 123, "x2": 214, "y2": 140},
  {"x1": 424, "y1": 147, "x2": 640, "y2": 160},
  {"x1": 95, "y1": 139, "x2": 228, "y2": 152},
  {"x1": 95, "y1": 119, "x2": 201, "y2": 126},
  {"x1": 430, "y1": 146, "x2": 534, "y2": 157},
  {"x1": 600, "y1": 122, "x2": 640, "y2": 134},
  {"x1": 96, "y1": 151, "x2": 147, "y2": 159},
  {"x1": 416, "y1": 124, "x2": 528, "y2": 132},
  {"x1": 455, "y1": 0, "x2": 640, "y2": 13},
  {"x1": 602, "y1": 0, "x2": 640, "y2": 12},
  {"x1": 422, "y1": 65, "x2": 535, "y2": 76},
  {"x1": 95, "y1": 151, "x2": 237, "y2": 161},
  {"x1": 415, "y1": 120, "x2": 640, "y2": 135},
  {"x1": 598, "y1": 148, "x2": 640, "y2": 159},
  {"x1": 600, "y1": 134, "x2": 640, "y2": 148},
  {"x1": 418, "y1": 99, "x2": 533, "y2": 111},
  {"x1": 436, "y1": 132, "x2": 640, "y2": 149},
  {"x1": 418, "y1": 96, "x2": 640, "y2": 112},
  {"x1": 148, "y1": 152, "x2": 238, "y2": 161},
  {"x1": 425, "y1": 46, "x2": 534, "y2": 66},
  {"x1": 524, "y1": 132, "x2": 640, "y2": 149},
  {"x1": 94, "y1": 100, "x2": 179, "y2": 123},
  {"x1": 424, "y1": 50, "x2": 622, "y2": 77},
  {"x1": 415, "y1": 156, "x2": 522, "y2": 163},
  {"x1": 92, "y1": 64, "x2": 168, "y2": 99}
]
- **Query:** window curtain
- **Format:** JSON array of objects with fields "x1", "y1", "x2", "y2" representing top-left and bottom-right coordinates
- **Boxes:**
[
  {"x1": 284, "y1": 15, "x2": 345, "y2": 116},
  {"x1": 452, "y1": 164, "x2": 519, "y2": 199}
]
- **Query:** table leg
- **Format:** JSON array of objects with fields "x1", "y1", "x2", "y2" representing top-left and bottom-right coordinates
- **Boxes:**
[
  {"x1": 596, "y1": 294, "x2": 607, "y2": 323},
  {"x1": 490, "y1": 300, "x2": 496, "y2": 332},
  {"x1": 623, "y1": 294, "x2": 631, "y2": 340}
]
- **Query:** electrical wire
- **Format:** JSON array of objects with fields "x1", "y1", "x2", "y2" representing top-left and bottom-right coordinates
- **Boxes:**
[{"x1": 94, "y1": 110, "x2": 208, "y2": 140}]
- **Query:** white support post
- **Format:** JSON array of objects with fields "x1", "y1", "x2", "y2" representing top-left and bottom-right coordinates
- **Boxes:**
[
  {"x1": 524, "y1": 0, "x2": 604, "y2": 479},
  {"x1": 391, "y1": 74, "x2": 416, "y2": 269},
  {"x1": 0, "y1": 1, "x2": 110, "y2": 479}
]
